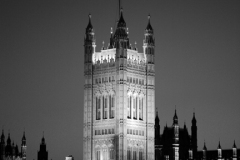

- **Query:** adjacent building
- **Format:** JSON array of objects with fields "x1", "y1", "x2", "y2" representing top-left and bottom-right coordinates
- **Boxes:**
[
  {"x1": 37, "y1": 136, "x2": 48, "y2": 160},
  {"x1": 0, "y1": 130, "x2": 26, "y2": 160}
]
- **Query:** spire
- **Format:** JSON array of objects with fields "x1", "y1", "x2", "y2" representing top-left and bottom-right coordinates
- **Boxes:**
[
  {"x1": 42, "y1": 132, "x2": 45, "y2": 144},
  {"x1": 233, "y1": 140, "x2": 237, "y2": 148},
  {"x1": 114, "y1": 8, "x2": 128, "y2": 40},
  {"x1": 7, "y1": 132, "x2": 11, "y2": 145},
  {"x1": 1, "y1": 129, "x2": 4, "y2": 143},
  {"x1": 22, "y1": 131, "x2": 26, "y2": 146},
  {"x1": 203, "y1": 141, "x2": 207, "y2": 150},
  {"x1": 192, "y1": 111, "x2": 197, "y2": 125},
  {"x1": 218, "y1": 141, "x2": 221, "y2": 149},
  {"x1": 86, "y1": 14, "x2": 93, "y2": 33},
  {"x1": 146, "y1": 15, "x2": 153, "y2": 33},
  {"x1": 155, "y1": 108, "x2": 160, "y2": 124},
  {"x1": 118, "y1": 8, "x2": 126, "y2": 28},
  {"x1": 173, "y1": 108, "x2": 178, "y2": 125}
]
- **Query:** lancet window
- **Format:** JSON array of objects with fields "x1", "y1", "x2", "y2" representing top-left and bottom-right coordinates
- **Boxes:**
[
  {"x1": 127, "y1": 95, "x2": 144, "y2": 120},
  {"x1": 96, "y1": 97, "x2": 101, "y2": 120}
]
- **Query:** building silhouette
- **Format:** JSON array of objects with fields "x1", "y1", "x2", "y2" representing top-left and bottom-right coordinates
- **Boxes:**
[
  {"x1": 154, "y1": 111, "x2": 239, "y2": 160},
  {"x1": 155, "y1": 110, "x2": 197, "y2": 160},
  {"x1": 0, "y1": 130, "x2": 26, "y2": 160},
  {"x1": 37, "y1": 136, "x2": 48, "y2": 160},
  {"x1": 83, "y1": 7, "x2": 155, "y2": 160}
]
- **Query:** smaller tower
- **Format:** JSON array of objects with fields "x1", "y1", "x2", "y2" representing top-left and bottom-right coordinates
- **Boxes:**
[
  {"x1": 172, "y1": 110, "x2": 179, "y2": 160},
  {"x1": 191, "y1": 112, "x2": 197, "y2": 159},
  {"x1": 38, "y1": 134, "x2": 48, "y2": 160},
  {"x1": 0, "y1": 130, "x2": 5, "y2": 160},
  {"x1": 5, "y1": 133, "x2": 12, "y2": 157},
  {"x1": 232, "y1": 141, "x2": 237, "y2": 160},
  {"x1": 217, "y1": 141, "x2": 222, "y2": 160},
  {"x1": 143, "y1": 15, "x2": 155, "y2": 64},
  {"x1": 21, "y1": 132, "x2": 27, "y2": 160},
  {"x1": 202, "y1": 142, "x2": 207, "y2": 160}
]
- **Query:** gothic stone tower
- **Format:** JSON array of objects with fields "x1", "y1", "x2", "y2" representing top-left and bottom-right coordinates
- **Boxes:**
[{"x1": 83, "y1": 9, "x2": 155, "y2": 160}]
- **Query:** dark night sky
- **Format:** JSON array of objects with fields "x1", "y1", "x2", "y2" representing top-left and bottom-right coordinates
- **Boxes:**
[{"x1": 0, "y1": 1, "x2": 240, "y2": 160}]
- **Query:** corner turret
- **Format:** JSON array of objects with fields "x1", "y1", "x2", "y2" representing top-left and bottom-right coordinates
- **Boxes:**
[{"x1": 143, "y1": 15, "x2": 155, "y2": 64}]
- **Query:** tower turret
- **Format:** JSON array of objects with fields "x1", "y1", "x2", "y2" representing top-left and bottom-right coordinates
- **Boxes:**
[
  {"x1": 172, "y1": 109, "x2": 179, "y2": 160},
  {"x1": 0, "y1": 130, "x2": 5, "y2": 160},
  {"x1": 155, "y1": 110, "x2": 160, "y2": 142},
  {"x1": 217, "y1": 141, "x2": 222, "y2": 160},
  {"x1": 113, "y1": 8, "x2": 129, "y2": 58},
  {"x1": 143, "y1": 15, "x2": 155, "y2": 64},
  {"x1": 191, "y1": 112, "x2": 197, "y2": 159},
  {"x1": 38, "y1": 135, "x2": 48, "y2": 160},
  {"x1": 21, "y1": 132, "x2": 26, "y2": 160},
  {"x1": 232, "y1": 141, "x2": 237, "y2": 160},
  {"x1": 203, "y1": 142, "x2": 207, "y2": 160},
  {"x1": 84, "y1": 14, "x2": 96, "y2": 64},
  {"x1": 5, "y1": 133, "x2": 12, "y2": 157}
]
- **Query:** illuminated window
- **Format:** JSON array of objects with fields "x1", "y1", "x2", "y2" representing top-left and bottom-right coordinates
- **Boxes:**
[
  {"x1": 139, "y1": 98, "x2": 143, "y2": 120},
  {"x1": 110, "y1": 95, "x2": 115, "y2": 118},
  {"x1": 127, "y1": 97, "x2": 131, "y2": 118}
]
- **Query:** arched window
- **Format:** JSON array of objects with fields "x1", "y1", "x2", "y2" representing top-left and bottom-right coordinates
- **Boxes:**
[{"x1": 127, "y1": 147, "x2": 131, "y2": 160}]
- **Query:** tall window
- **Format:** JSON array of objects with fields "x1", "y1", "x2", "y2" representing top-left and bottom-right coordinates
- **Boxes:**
[
  {"x1": 96, "y1": 97, "x2": 101, "y2": 120},
  {"x1": 110, "y1": 95, "x2": 115, "y2": 118},
  {"x1": 127, "y1": 96, "x2": 131, "y2": 118},
  {"x1": 96, "y1": 151, "x2": 100, "y2": 160},
  {"x1": 133, "y1": 150, "x2": 137, "y2": 160},
  {"x1": 139, "y1": 150, "x2": 143, "y2": 160},
  {"x1": 109, "y1": 149, "x2": 114, "y2": 159},
  {"x1": 104, "y1": 97, "x2": 108, "y2": 119},
  {"x1": 133, "y1": 97, "x2": 137, "y2": 119},
  {"x1": 103, "y1": 148, "x2": 108, "y2": 160},
  {"x1": 139, "y1": 98, "x2": 143, "y2": 120},
  {"x1": 127, "y1": 147, "x2": 131, "y2": 160}
]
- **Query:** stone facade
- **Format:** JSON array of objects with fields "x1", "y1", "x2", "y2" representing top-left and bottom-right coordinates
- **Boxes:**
[{"x1": 83, "y1": 10, "x2": 155, "y2": 160}]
